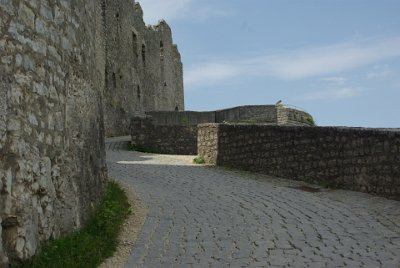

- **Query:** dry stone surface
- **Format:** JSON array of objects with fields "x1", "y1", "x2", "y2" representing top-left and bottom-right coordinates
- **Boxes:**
[
  {"x1": 198, "y1": 124, "x2": 400, "y2": 199},
  {"x1": 106, "y1": 139, "x2": 400, "y2": 268},
  {"x1": 0, "y1": 0, "x2": 107, "y2": 263},
  {"x1": 0, "y1": 0, "x2": 184, "y2": 263}
]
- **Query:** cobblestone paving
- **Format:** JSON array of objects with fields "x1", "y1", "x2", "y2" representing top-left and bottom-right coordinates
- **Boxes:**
[{"x1": 106, "y1": 139, "x2": 400, "y2": 268}]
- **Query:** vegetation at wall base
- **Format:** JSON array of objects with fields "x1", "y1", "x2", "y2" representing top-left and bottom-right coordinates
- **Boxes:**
[
  {"x1": 193, "y1": 156, "x2": 206, "y2": 164},
  {"x1": 14, "y1": 181, "x2": 130, "y2": 268}
]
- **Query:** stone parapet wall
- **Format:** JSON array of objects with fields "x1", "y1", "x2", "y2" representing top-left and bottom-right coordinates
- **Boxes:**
[
  {"x1": 0, "y1": 0, "x2": 107, "y2": 264},
  {"x1": 276, "y1": 105, "x2": 314, "y2": 125},
  {"x1": 145, "y1": 104, "x2": 314, "y2": 127},
  {"x1": 131, "y1": 116, "x2": 197, "y2": 155},
  {"x1": 215, "y1": 105, "x2": 277, "y2": 124},
  {"x1": 146, "y1": 111, "x2": 216, "y2": 126},
  {"x1": 198, "y1": 124, "x2": 400, "y2": 199},
  {"x1": 197, "y1": 124, "x2": 220, "y2": 164}
]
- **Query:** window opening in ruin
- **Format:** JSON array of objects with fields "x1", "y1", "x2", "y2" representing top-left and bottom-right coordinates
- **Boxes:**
[
  {"x1": 160, "y1": 41, "x2": 164, "y2": 61},
  {"x1": 112, "y1": 72, "x2": 116, "y2": 88},
  {"x1": 116, "y1": 13, "x2": 121, "y2": 31},
  {"x1": 164, "y1": 82, "x2": 167, "y2": 87},
  {"x1": 132, "y1": 32, "x2": 138, "y2": 57},
  {"x1": 137, "y1": 85, "x2": 141, "y2": 99},
  {"x1": 141, "y1": 44, "x2": 146, "y2": 66},
  {"x1": 175, "y1": 105, "x2": 179, "y2": 111}
]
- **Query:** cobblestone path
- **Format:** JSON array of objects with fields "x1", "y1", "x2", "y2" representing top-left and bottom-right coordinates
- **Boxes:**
[{"x1": 106, "y1": 139, "x2": 400, "y2": 268}]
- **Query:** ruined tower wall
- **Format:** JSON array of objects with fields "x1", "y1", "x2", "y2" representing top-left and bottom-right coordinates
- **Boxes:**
[
  {"x1": 103, "y1": 0, "x2": 184, "y2": 137},
  {"x1": 0, "y1": 0, "x2": 107, "y2": 264}
]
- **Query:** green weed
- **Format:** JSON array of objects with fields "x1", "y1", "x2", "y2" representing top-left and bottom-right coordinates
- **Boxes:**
[{"x1": 15, "y1": 181, "x2": 130, "y2": 268}]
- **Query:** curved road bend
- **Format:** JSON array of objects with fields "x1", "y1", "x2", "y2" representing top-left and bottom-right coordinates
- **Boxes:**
[{"x1": 106, "y1": 138, "x2": 400, "y2": 268}]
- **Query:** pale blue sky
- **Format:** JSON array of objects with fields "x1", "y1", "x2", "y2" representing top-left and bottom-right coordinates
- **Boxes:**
[{"x1": 138, "y1": 0, "x2": 400, "y2": 127}]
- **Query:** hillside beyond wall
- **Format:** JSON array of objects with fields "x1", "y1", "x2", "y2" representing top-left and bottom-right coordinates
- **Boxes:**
[{"x1": 198, "y1": 124, "x2": 400, "y2": 200}]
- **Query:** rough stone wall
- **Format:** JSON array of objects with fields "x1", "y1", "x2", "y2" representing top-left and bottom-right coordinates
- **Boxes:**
[
  {"x1": 198, "y1": 124, "x2": 400, "y2": 199},
  {"x1": 0, "y1": 0, "x2": 107, "y2": 264},
  {"x1": 131, "y1": 116, "x2": 197, "y2": 155},
  {"x1": 215, "y1": 105, "x2": 277, "y2": 124},
  {"x1": 103, "y1": 0, "x2": 184, "y2": 137},
  {"x1": 197, "y1": 124, "x2": 219, "y2": 164},
  {"x1": 131, "y1": 105, "x2": 313, "y2": 156},
  {"x1": 144, "y1": 105, "x2": 314, "y2": 127},
  {"x1": 146, "y1": 111, "x2": 216, "y2": 126},
  {"x1": 276, "y1": 105, "x2": 314, "y2": 125}
]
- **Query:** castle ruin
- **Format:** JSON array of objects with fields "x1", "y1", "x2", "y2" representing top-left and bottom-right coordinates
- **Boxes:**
[{"x1": 2, "y1": 0, "x2": 399, "y2": 266}]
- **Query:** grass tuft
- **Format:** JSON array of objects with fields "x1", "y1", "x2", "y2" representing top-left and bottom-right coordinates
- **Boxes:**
[
  {"x1": 14, "y1": 181, "x2": 130, "y2": 268},
  {"x1": 193, "y1": 156, "x2": 206, "y2": 164},
  {"x1": 304, "y1": 115, "x2": 316, "y2": 126}
]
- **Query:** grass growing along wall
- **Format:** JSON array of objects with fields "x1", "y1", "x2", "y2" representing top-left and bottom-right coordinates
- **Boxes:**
[
  {"x1": 193, "y1": 156, "x2": 205, "y2": 164},
  {"x1": 14, "y1": 181, "x2": 130, "y2": 268}
]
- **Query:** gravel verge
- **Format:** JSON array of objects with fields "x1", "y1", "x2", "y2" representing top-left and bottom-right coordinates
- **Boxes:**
[{"x1": 99, "y1": 181, "x2": 148, "y2": 268}]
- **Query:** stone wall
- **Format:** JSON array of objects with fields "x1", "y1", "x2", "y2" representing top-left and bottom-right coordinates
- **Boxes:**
[
  {"x1": 132, "y1": 105, "x2": 314, "y2": 156},
  {"x1": 198, "y1": 124, "x2": 400, "y2": 199},
  {"x1": 276, "y1": 105, "x2": 314, "y2": 125},
  {"x1": 145, "y1": 104, "x2": 314, "y2": 127},
  {"x1": 131, "y1": 116, "x2": 197, "y2": 155},
  {"x1": 215, "y1": 105, "x2": 277, "y2": 124},
  {"x1": 103, "y1": 0, "x2": 184, "y2": 137},
  {"x1": 197, "y1": 124, "x2": 219, "y2": 164},
  {"x1": 0, "y1": 0, "x2": 107, "y2": 264},
  {"x1": 146, "y1": 111, "x2": 216, "y2": 126}
]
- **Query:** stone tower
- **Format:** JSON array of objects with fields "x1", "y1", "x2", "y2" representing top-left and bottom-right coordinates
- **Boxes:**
[{"x1": 102, "y1": 0, "x2": 184, "y2": 137}]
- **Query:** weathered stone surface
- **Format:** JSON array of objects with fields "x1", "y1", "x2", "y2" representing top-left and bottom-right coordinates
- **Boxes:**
[
  {"x1": 131, "y1": 116, "x2": 197, "y2": 155},
  {"x1": 131, "y1": 105, "x2": 314, "y2": 155},
  {"x1": 198, "y1": 124, "x2": 400, "y2": 199},
  {"x1": 18, "y1": 2, "x2": 35, "y2": 29},
  {"x1": 146, "y1": 104, "x2": 314, "y2": 126},
  {"x1": 103, "y1": 0, "x2": 184, "y2": 137},
  {"x1": 198, "y1": 124, "x2": 220, "y2": 164},
  {"x1": 0, "y1": 0, "x2": 107, "y2": 264},
  {"x1": 1, "y1": 0, "x2": 184, "y2": 264}
]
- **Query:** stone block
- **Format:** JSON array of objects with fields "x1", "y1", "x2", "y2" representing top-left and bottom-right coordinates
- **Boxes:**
[
  {"x1": 22, "y1": 54, "x2": 35, "y2": 71},
  {"x1": 0, "y1": 0, "x2": 14, "y2": 15},
  {"x1": 29, "y1": 38, "x2": 47, "y2": 56},
  {"x1": 35, "y1": 17, "x2": 48, "y2": 35},
  {"x1": 18, "y1": 2, "x2": 35, "y2": 29},
  {"x1": 61, "y1": 36, "x2": 72, "y2": 51},
  {"x1": 54, "y1": 6, "x2": 64, "y2": 25},
  {"x1": 40, "y1": 0, "x2": 53, "y2": 21},
  {"x1": 48, "y1": 45, "x2": 61, "y2": 61}
]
